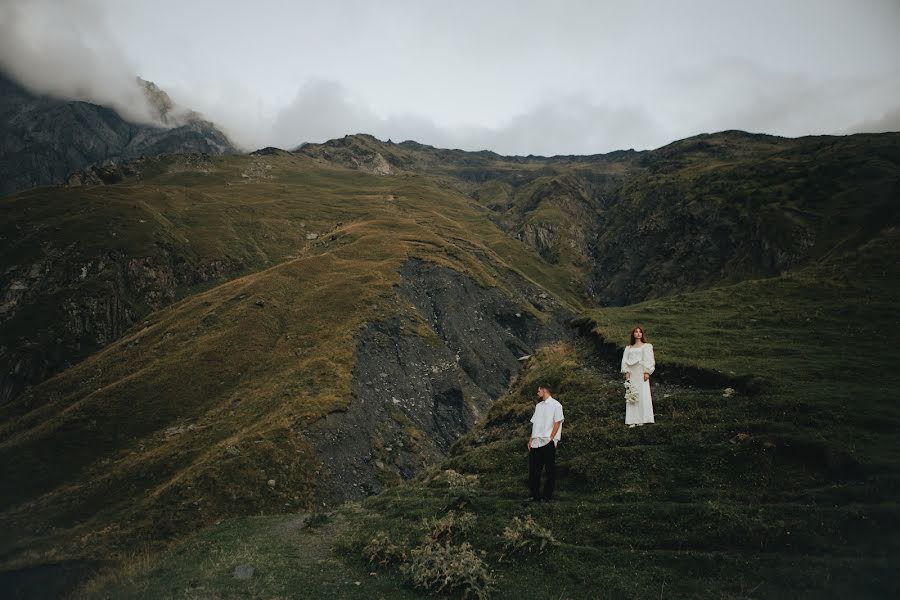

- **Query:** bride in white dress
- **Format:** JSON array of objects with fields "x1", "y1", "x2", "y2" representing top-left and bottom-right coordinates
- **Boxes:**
[{"x1": 621, "y1": 325, "x2": 655, "y2": 427}]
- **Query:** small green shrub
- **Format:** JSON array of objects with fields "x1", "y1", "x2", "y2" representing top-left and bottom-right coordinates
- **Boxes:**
[
  {"x1": 440, "y1": 469, "x2": 480, "y2": 499},
  {"x1": 501, "y1": 515, "x2": 558, "y2": 556},
  {"x1": 365, "y1": 511, "x2": 490, "y2": 597},
  {"x1": 401, "y1": 538, "x2": 495, "y2": 600},
  {"x1": 362, "y1": 530, "x2": 407, "y2": 566},
  {"x1": 423, "y1": 510, "x2": 475, "y2": 544}
]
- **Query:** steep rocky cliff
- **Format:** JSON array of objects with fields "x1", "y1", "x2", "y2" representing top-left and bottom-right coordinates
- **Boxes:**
[
  {"x1": 0, "y1": 229, "x2": 245, "y2": 405},
  {"x1": 303, "y1": 258, "x2": 567, "y2": 504}
]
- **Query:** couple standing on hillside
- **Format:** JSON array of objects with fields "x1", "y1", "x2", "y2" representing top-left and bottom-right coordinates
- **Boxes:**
[{"x1": 525, "y1": 325, "x2": 655, "y2": 502}]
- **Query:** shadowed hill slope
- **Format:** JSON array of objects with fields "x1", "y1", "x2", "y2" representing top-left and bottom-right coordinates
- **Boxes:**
[
  {"x1": 87, "y1": 226, "x2": 900, "y2": 598},
  {"x1": 0, "y1": 151, "x2": 580, "y2": 584},
  {"x1": 4, "y1": 132, "x2": 897, "y2": 407},
  {"x1": 0, "y1": 131, "x2": 898, "y2": 597},
  {"x1": 0, "y1": 72, "x2": 236, "y2": 197}
]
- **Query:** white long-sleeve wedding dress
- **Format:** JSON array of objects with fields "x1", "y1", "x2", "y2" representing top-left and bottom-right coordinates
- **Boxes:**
[{"x1": 621, "y1": 343, "x2": 655, "y2": 425}]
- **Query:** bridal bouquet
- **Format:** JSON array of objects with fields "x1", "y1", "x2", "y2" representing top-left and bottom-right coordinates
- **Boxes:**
[{"x1": 624, "y1": 380, "x2": 640, "y2": 405}]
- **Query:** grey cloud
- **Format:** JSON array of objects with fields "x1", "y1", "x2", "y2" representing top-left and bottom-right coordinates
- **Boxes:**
[
  {"x1": 659, "y1": 58, "x2": 900, "y2": 139},
  {"x1": 463, "y1": 96, "x2": 660, "y2": 156},
  {"x1": 269, "y1": 81, "x2": 659, "y2": 156},
  {"x1": 0, "y1": 0, "x2": 158, "y2": 123},
  {"x1": 159, "y1": 63, "x2": 900, "y2": 156},
  {"x1": 270, "y1": 80, "x2": 383, "y2": 149},
  {"x1": 3, "y1": 0, "x2": 899, "y2": 155},
  {"x1": 850, "y1": 107, "x2": 900, "y2": 134}
]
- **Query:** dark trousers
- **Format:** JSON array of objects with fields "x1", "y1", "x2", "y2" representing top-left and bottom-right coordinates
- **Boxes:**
[{"x1": 528, "y1": 442, "x2": 556, "y2": 500}]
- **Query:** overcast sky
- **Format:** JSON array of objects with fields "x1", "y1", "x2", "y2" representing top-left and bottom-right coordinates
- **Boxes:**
[{"x1": 2, "y1": 0, "x2": 899, "y2": 154}]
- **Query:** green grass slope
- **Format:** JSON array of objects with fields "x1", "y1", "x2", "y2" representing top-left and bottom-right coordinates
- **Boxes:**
[
  {"x1": 0, "y1": 151, "x2": 585, "y2": 579},
  {"x1": 4, "y1": 132, "x2": 897, "y2": 407},
  {"x1": 90, "y1": 226, "x2": 900, "y2": 598},
  {"x1": 3, "y1": 132, "x2": 898, "y2": 598}
]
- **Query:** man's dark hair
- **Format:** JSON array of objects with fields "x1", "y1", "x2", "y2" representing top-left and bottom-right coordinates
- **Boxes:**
[{"x1": 538, "y1": 383, "x2": 552, "y2": 392}]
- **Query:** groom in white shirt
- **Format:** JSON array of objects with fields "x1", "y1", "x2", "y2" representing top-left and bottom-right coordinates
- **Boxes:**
[{"x1": 527, "y1": 384, "x2": 564, "y2": 502}]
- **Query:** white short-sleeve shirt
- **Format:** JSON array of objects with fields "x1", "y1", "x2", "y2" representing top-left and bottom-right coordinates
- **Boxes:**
[{"x1": 530, "y1": 396, "x2": 564, "y2": 448}]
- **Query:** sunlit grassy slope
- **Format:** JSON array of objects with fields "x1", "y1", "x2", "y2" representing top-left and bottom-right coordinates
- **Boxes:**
[
  {"x1": 0, "y1": 150, "x2": 585, "y2": 573},
  {"x1": 92, "y1": 227, "x2": 900, "y2": 598}
]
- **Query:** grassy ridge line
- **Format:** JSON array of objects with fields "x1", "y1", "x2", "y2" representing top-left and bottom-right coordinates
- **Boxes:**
[
  {"x1": 0, "y1": 154, "x2": 585, "y2": 571},
  {"x1": 348, "y1": 131, "x2": 900, "y2": 280},
  {"x1": 0, "y1": 151, "x2": 585, "y2": 414},
  {"x1": 87, "y1": 228, "x2": 900, "y2": 598}
]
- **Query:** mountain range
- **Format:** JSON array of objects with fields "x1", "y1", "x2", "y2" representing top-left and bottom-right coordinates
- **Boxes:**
[
  {"x1": 0, "y1": 74, "x2": 898, "y2": 598},
  {"x1": 0, "y1": 73, "x2": 237, "y2": 197}
]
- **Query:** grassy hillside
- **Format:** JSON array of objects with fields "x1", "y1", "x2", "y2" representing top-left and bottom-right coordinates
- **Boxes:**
[
  {"x1": 0, "y1": 150, "x2": 585, "y2": 584},
  {"x1": 5, "y1": 132, "x2": 898, "y2": 407},
  {"x1": 86, "y1": 227, "x2": 900, "y2": 598},
  {"x1": 299, "y1": 132, "x2": 900, "y2": 305},
  {"x1": 0, "y1": 148, "x2": 593, "y2": 405},
  {"x1": 2, "y1": 131, "x2": 898, "y2": 598}
]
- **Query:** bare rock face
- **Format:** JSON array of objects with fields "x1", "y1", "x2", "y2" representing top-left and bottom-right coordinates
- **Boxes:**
[
  {"x1": 64, "y1": 160, "x2": 142, "y2": 186},
  {"x1": 295, "y1": 134, "x2": 395, "y2": 176},
  {"x1": 136, "y1": 77, "x2": 202, "y2": 127},
  {"x1": 364, "y1": 151, "x2": 394, "y2": 175},
  {"x1": 0, "y1": 244, "x2": 244, "y2": 406},
  {"x1": 125, "y1": 257, "x2": 179, "y2": 308},
  {"x1": 301, "y1": 259, "x2": 568, "y2": 504},
  {"x1": 520, "y1": 223, "x2": 559, "y2": 261},
  {"x1": 517, "y1": 220, "x2": 594, "y2": 267},
  {"x1": 324, "y1": 147, "x2": 393, "y2": 176}
]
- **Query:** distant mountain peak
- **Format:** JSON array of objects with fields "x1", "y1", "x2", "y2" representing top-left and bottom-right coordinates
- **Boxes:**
[
  {"x1": 0, "y1": 71, "x2": 238, "y2": 196},
  {"x1": 136, "y1": 76, "x2": 209, "y2": 128}
]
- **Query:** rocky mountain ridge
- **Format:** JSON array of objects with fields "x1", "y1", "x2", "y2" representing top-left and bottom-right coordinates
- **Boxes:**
[
  {"x1": 0, "y1": 128, "x2": 897, "y2": 597},
  {"x1": 0, "y1": 71, "x2": 237, "y2": 196},
  {"x1": 300, "y1": 131, "x2": 900, "y2": 304}
]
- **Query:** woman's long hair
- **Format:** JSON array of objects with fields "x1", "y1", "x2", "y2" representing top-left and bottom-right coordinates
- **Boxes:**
[{"x1": 630, "y1": 325, "x2": 648, "y2": 345}]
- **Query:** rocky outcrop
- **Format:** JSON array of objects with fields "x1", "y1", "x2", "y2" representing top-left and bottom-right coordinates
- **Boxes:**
[
  {"x1": 507, "y1": 175, "x2": 603, "y2": 285},
  {"x1": 365, "y1": 151, "x2": 394, "y2": 175},
  {"x1": 519, "y1": 223, "x2": 558, "y2": 261},
  {"x1": 295, "y1": 134, "x2": 395, "y2": 175},
  {"x1": 302, "y1": 259, "x2": 568, "y2": 504},
  {"x1": 64, "y1": 160, "x2": 142, "y2": 186}
]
